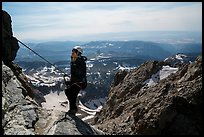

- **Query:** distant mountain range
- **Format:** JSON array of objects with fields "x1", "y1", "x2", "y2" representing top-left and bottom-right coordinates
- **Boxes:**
[{"x1": 15, "y1": 40, "x2": 202, "y2": 63}]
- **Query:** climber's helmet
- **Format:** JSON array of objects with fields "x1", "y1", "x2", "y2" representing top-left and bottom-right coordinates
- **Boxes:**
[{"x1": 73, "y1": 46, "x2": 83, "y2": 54}]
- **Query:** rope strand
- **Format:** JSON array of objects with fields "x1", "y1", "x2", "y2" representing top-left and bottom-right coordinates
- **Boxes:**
[{"x1": 3, "y1": 28, "x2": 68, "y2": 75}]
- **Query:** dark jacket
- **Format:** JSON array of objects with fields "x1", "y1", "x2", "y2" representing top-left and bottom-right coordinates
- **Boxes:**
[{"x1": 70, "y1": 55, "x2": 87, "y2": 85}]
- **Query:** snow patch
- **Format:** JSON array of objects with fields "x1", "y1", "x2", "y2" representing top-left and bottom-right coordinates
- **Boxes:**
[
  {"x1": 144, "y1": 65, "x2": 178, "y2": 86},
  {"x1": 115, "y1": 65, "x2": 136, "y2": 71}
]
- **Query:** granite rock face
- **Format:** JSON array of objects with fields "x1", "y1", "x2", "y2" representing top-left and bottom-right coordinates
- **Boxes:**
[
  {"x1": 2, "y1": 10, "x2": 19, "y2": 64},
  {"x1": 93, "y1": 56, "x2": 202, "y2": 135}
]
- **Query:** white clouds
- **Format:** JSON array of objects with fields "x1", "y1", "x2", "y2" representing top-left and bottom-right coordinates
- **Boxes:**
[
  {"x1": 3, "y1": 2, "x2": 202, "y2": 42},
  {"x1": 108, "y1": 2, "x2": 202, "y2": 31},
  {"x1": 144, "y1": 3, "x2": 202, "y2": 31}
]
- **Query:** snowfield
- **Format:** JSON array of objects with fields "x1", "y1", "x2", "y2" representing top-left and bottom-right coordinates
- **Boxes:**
[{"x1": 41, "y1": 89, "x2": 105, "y2": 123}]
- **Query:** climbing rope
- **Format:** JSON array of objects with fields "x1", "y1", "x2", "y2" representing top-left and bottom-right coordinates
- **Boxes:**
[{"x1": 3, "y1": 28, "x2": 68, "y2": 76}]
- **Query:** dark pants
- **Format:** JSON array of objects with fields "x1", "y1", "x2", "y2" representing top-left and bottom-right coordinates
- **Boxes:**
[{"x1": 64, "y1": 83, "x2": 81, "y2": 111}]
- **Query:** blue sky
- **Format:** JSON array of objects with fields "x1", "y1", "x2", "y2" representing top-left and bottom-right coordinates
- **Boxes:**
[{"x1": 2, "y1": 2, "x2": 202, "y2": 42}]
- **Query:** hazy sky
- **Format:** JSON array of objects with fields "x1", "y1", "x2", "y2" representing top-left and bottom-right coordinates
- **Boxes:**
[{"x1": 2, "y1": 2, "x2": 202, "y2": 42}]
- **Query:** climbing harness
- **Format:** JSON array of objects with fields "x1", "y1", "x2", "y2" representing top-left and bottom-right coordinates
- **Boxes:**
[{"x1": 63, "y1": 74, "x2": 82, "y2": 89}]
